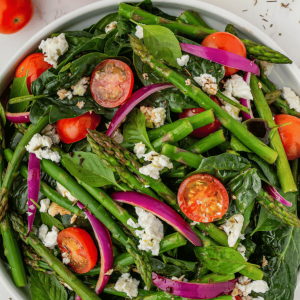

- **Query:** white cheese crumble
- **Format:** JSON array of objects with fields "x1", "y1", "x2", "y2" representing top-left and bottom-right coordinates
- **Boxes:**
[
  {"x1": 40, "y1": 198, "x2": 50, "y2": 213},
  {"x1": 57, "y1": 89, "x2": 73, "y2": 100},
  {"x1": 72, "y1": 77, "x2": 90, "y2": 96},
  {"x1": 105, "y1": 122, "x2": 124, "y2": 143},
  {"x1": 258, "y1": 60, "x2": 274, "y2": 76},
  {"x1": 62, "y1": 252, "x2": 71, "y2": 265},
  {"x1": 224, "y1": 74, "x2": 253, "y2": 100},
  {"x1": 133, "y1": 142, "x2": 146, "y2": 159},
  {"x1": 39, "y1": 33, "x2": 69, "y2": 68},
  {"x1": 56, "y1": 182, "x2": 78, "y2": 202},
  {"x1": 105, "y1": 21, "x2": 118, "y2": 33},
  {"x1": 194, "y1": 74, "x2": 218, "y2": 95},
  {"x1": 115, "y1": 273, "x2": 140, "y2": 298},
  {"x1": 220, "y1": 90, "x2": 242, "y2": 123},
  {"x1": 236, "y1": 276, "x2": 269, "y2": 297},
  {"x1": 221, "y1": 214, "x2": 244, "y2": 247},
  {"x1": 177, "y1": 55, "x2": 190, "y2": 67},
  {"x1": 190, "y1": 221, "x2": 200, "y2": 226},
  {"x1": 135, "y1": 25, "x2": 144, "y2": 39},
  {"x1": 237, "y1": 243, "x2": 247, "y2": 261},
  {"x1": 282, "y1": 87, "x2": 300, "y2": 113},
  {"x1": 38, "y1": 225, "x2": 59, "y2": 249},
  {"x1": 77, "y1": 101, "x2": 85, "y2": 109},
  {"x1": 127, "y1": 218, "x2": 139, "y2": 228},
  {"x1": 185, "y1": 78, "x2": 191, "y2": 86},
  {"x1": 140, "y1": 106, "x2": 166, "y2": 128},
  {"x1": 42, "y1": 124, "x2": 60, "y2": 144},
  {"x1": 25, "y1": 133, "x2": 61, "y2": 163}
]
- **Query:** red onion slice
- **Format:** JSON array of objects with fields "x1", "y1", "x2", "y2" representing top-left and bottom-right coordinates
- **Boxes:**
[
  {"x1": 6, "y1": 111, "x2": 30, "y2": 123},
  {"x1": 111, "y1": 191, "x2": 202, "y2": 246},
  {"x1": 264, "y1": 184, "x2": 292, "y2": 207},
  {"x1": 240, "y1": 72, "x2": 254, "y2": 120}
]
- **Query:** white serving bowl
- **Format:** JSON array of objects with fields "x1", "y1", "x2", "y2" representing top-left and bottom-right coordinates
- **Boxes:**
[{"x1": 0, "y1": 0, "x2": 299, "y2": 299}]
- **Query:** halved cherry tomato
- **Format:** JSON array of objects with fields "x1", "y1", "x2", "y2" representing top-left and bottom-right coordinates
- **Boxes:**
[
  {"x1": 178, "y1": 174, "x2": 229, "y2": 223},
  {"x1": 228, "y1": 292, "x2": 241, "y2": 300},
  {"x1": 15, "y1": 53, "x2": 52, "y2": 93},
  {"x1": 56, "y1": 112, "x2": 101, "y2": 144},
  {"x1": 178, "y1": 96, "x2": 221, "y2": 139},
  {"x1": 0, "y1": 0, "x2": 34, "y2": 34},
  {"x1": 202, "y1": 32, "x2": 247, "y2": 77},
  {"x1": 91, "y1": 59, "x2": 134, "y2": 108},
  {"x1": 274, "y1": 114, "x2": 300, "y2": 160},
  {"x1": 57, "y1": 227, "x2": 98, "y2": 274}
]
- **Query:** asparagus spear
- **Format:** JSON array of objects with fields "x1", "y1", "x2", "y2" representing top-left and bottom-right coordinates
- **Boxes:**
[
  {"x1": 192, "y1": 273, "x2": 235, "y2": 283},
  {"x1": 129, "y1": 35, "x2": 278, "y2": 164},
  {"x1": 265, "y1": 90, "x2": 282, "y2": 105},
  {"x1": 250, "y1": 74, "x2": 297, "y2": 193},
  {"x1": 225, "y1": 24, "x2": 239, "y2": 37},
  {"x1": 177, "y1": 10, "x2": 212, "y2": 29},
  {"x1": 216, "y1": 90, "x2": 250, "y2": 113}
]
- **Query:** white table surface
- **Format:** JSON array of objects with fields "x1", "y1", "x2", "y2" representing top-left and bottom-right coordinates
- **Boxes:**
[{"x1": 0, "y1": 0, "x2": 300, "y2": 298}]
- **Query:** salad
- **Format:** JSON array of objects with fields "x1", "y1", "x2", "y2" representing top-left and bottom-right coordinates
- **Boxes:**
[{"x1": 1, "y1": 1, "x2": 300, "y2": 300}]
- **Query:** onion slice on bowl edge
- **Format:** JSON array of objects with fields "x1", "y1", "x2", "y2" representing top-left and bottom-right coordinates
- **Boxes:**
[
  {"x1": 180, "y1": 43, "x2": 260, "y2": 76},
  {"x1": 152, "y1": 272, "x2": 237, "y2": 299},
  {"x1": 106, "y1": 83, "x2": 174, "y2": 137},
  {"x1": 5, "y1": 111, "x2": 30, "y2": 123},
  {"x1": 240, "y1": 72, "x2": 254, "y2": 120},
  {"x1": 264, "y1": 184, "x2": 292, "y2": 207},
  {"x1": 111, "y1": 191, "x2": 202, "y2": 246},
  {"x1": 26, "y1": 153, "x2": 41, "y2": 237},
  {"x1": 77, "y1": 201, "x2": 114, "y2": 295}
]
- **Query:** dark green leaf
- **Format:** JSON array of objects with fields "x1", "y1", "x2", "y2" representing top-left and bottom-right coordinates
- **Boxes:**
[
  {"x1": 104, "y1": 36, "x2": 131, "y2": 56},
  {"x1": 138, "y1": 0, "x2": 177, "y2": 20},
  {"x1": 150, "y1": 258, "x2": 182, "y2": 277},
  {"x1": 41, "y1": 213, "x2": 64, "y2": 231},
  {"x1": 87, "y1": 12, "x2": 119, "y2": 34},
  {"x1": 161, "y1": 255, "x2": 197, "y2": 271}
]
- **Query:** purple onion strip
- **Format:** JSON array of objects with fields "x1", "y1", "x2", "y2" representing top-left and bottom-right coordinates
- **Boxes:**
[
  {"x1": 265, "y1": 184, "x2": 292, "y2": 207},
  {"x1": 5, "y1": 111, "x2": 30, "y2": 123}
]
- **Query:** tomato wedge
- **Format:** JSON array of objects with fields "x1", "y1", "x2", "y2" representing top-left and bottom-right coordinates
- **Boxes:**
[
  {"x1": 91, "y1": 59, "x2": 134, "y2": 108},
  {"x1": 178, "y1": 174, "x2": 229, "y2": 223},
  {"x1": 57, "y1": 227, "x2": 98, "y2": 274}
]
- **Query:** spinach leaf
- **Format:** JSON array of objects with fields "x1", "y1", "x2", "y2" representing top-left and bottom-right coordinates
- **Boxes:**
[
  {"x1": 161, "y1": 255, "x2": 197, "y2": 271},
  {"x1": 41, "y1": 213, "x2": 64, "y2": 231},
  {"x1": 228, "y1": 168, "x2": 261, "y2": 212},
  {"x1": 62, "y1": 151, "x2": 123, "y2": 189},
  {"x1": 150, "y1": 258, "x2": 182, "y2": 277},
  {"x1": 123, "y1": 108, "x2": 154, "y2": 150},
  {"x1": 87, "y1": 12, "x2": 119, "y2": 34},
  {"x1": 104, "y1": 36, "x2": 132, "y2": 56},
  {"x1": 141, "y1": 25, "x2": 182, "y2": 69},
  {"x1": 138, "y1": 0, "x2": 177, "y2": 20},
  {"x1": 195, "y1": 246, "x2": 259, "y2": 275}
]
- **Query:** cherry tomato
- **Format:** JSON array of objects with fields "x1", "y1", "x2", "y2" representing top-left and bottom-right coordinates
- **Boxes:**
[
  {"x1": 0, "y1": 0, "x2": 34, "y2": 34},
  {"x1": 15, "y1": 53, "x2": 52, "y2": 93},
  {"x1": 178, "y1": 174, "x2": 229, "y2": 223},
  {"x1": 57, "y1": 227, "x2": 98, "y2": 274},
  {"x1": 178, "y1": 96, "x2": 221, "y2": 139},
  {"x1": 274, "y1": 114, "x2": 300, "y2": 160},
  {"x1": 56, "y1": 112, "x2": 101, "y2": 144},
  {"x1": 91, "y1": 59, "x2": 134, "y2": 108},
  {"x1": 202, "y1": 32, "x2": 247, "y2": 77},
  {"x1": 228, "y1": 292, "x2": 241, "y2": 300}
]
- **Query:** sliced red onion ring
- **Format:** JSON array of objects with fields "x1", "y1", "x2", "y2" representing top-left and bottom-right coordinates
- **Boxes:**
[
  {"x1": 152, "y1": 272, "x2": 237, "y2": 299},
  {"x1": 106, "y1": 83, "x2": 174, "y2": 137},
  {"x1": 77, "y1": 201, "x2": 114, "y2": 295},
  {"x1": 26, "y1": 153, "x2": 41, "y2": 237},
  {"x1": 111, "y1": 191, "x2": 202, "y2": 246},
  {"x1": 5, "y1": 111, "x2": 30, "y2": 123},
  {"x1": 240, "y1": 72, "x2": 254, "y2": 120},
  {"x1": 180, "y1": 43, "x2": 260, "y2": 76},
  {"x1": 264, "y1": 184, "x2": 292, "y2": 207}
]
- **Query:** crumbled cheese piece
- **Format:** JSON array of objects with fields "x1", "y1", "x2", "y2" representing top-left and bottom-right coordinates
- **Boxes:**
[
  {"x1": 220, "y1": 90, "x2": 242, "y2": 123},
  {"x1": 135, "y1": 25, "x2": 144, "y2": 39},
  {"x1": 25, "y1": 133, "x2": 61, "y2": 162},
  {"x1": 177, "y1": 55, "x2": 190, "y2": 67},
  {"x1": 258, "y1": 82, "x2": 262, "y2": 89},
  {"x1": 142, "y1": 73, "x2": 149, "y2": 80},
  {"x1": 48, "y1": 202, "x2": 72, "y2": 217},
  {"x1": 221, "y1": 214, "x2": 244, "y2": 247},
  {"x1": 77, "y1": 101, "x2": 85, "y2": 109},
  {"x1": 185, "y1": 78, "x2": 191, "y2": 86},
  {"x1": 40, "y1": 198, "x2": 50, "y2": 213},
  {"x1": 237, "y1": 243, "x2": 247, "y2": 261},
  {"x1": 38, "y1": 224, "x2": 48, "y2": 241},
  {"x1": 42, "y1": 124, "x2": 60, "y2": 144},
  {"x1": 140, "y1": 106, "x2": 166, "y2": 128},
  {"x1": 282, "y1": 87, "x2": 300, "y2": 112},
  {"x1": 38, "y1": 225, "x2": 59, "y2": 249},
  {"x1": 127, "y1": 218, "x2": 139, "y2": 228},
  {"x1": 105, "y1": 122, "x2": 124, "y2": 143},
  {"x1": 252, "y1": 297, "x2": 264, "y2": 300},
  {"x1": 135, "y1": 207, "x2": 164, "y2": 256},
  {"x1": 105, "y1": 21, "x2": 118, "y2": 33},
  {"x1": 190, "y1": 221, "x2": 199, "y2": 226},
  {"x1": 72, "y1": 77, "x2": 90, "y2": 96},
  {"x1": 236, "y1": 276, "x2": 269, "y2": 297},
  {"x1": 105, "y1": 269, "x2": 114, "y2": 275},
  {"x1": 57, "y1": 89, "x2": 73, "y2": 100},
  {"x1": 56, "y1": 182, "x2": 77, "y2": 202},
  {"x1": 194, "y1": 74, "x2": 218, "y2": 95},
  {"x1": 224, "y1": 74, "x2": 253, "y2": 100},
  {"x1": 259, "y1": 60, "x2": 274, "y2": 76},
  {"x1": 39, "y1": 33, "x2": 69, "y2": 68},
  {"x1": 171, "y1": 275, "x2": 186, "y2": 282},
  {"x1": 262, "y1": 256, "x2": 268, "y2": 267},
  {"x1": 115, "y1": 273, "x2": 140, "y2": 298},
  {"x1": 62, "y1": 252, "x2": 71, "y2": 265},
  {"x1": 134, "y1": 142, "x2": 147, "y2": 159}
]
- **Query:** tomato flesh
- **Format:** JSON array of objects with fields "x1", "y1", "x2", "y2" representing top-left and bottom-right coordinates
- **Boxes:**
[
  {"x1": 15, "y1": 53, "x2": 52, "y2": 93},
  {"x1": 202, "y1": 32, "x2": 247, "y2": 77},
  {"x1": 56, "y1": 112, "x2": 101, "y2": 144},
  {"x1": 91, "y1": 59, "x2": 134, "y2": 108},
  {"x1": 178, "y1": 174, "x2": 229, "y2": 223},
  {"x1": 57, "y1": 227, "x2": 98, "y2": 274},
  {"x1": 178, "y1": 96, "x2": 221, "y2": 139},
  {"x1": 274, "y1": 114, "x2": 300, "y2": 160}
]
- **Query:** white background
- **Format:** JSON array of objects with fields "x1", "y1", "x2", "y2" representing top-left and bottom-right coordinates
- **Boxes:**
[{"x1": 0, "y1": 0, "x2": 300, "y2": 298}]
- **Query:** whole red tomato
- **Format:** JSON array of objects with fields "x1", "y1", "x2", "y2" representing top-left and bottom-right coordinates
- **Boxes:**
[
  {"x1": 56, "y1": 112, "x2": 101, "y2": 144},
  {"x1": 179, "y1": 96, "x2": 221, "y2": 139},
  {"x1": 15, "y1": 53, "x2": 52, "y2": 93},
  {"x1": 0, "y1": 0, "x2": 34, "y2": 34}
]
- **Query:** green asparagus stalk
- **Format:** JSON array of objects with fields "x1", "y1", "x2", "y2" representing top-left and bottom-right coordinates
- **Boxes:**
[
  {"x1": 9, "y1": 211, "x2": 101, "y2": 300},
  {"x1": 119, "y1": 3, "x2": 216, "y2": 38},
  {"x1": 162, "y1": 165, "x2": 187, "y2": 178},
  {"x1": 265, "y1": 90, "x2": 282, "y2": 105},
  {"x1": 148, "y1": 109, "x2": 215, "y2": 141},
  {"x1": 192, "y1": 227, "x2": 219, "y2": 247},
  {"x1": 135, "y1": 292, "x2": 232, "y2": 300},
  {"x1": 191, "y1": 273, "x2": 235, "y2": 283},
  {"x1": 177, "y1": 10, "x2": 212, "y2": 29},
  {"x1": 0, "y1": 115, "x2": 49, "y2": 222},
  {"x1": 129, "y1": 35, "x2": 278, "y2": 164},
  {"x1": 216, "y1": 91, "x2": 250, "y2": 113},
  {"x1": 231, "y1": 135, "x2": 251, "y2": 153},
  {"x1": 250, "y1": 74, "x2": 297, "y2": 193}
]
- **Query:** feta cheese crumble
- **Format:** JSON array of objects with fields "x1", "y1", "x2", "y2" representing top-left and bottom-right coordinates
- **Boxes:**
[
  {"x1": 220, "y1": 214, "x2": 244, "y2": 247},
  {"x1": 115, "y1": 273, "x2": 140, "y2": 298},
  {"x1": 258, "y1": 60, "x2": 274, "y2": 76},
  {"x1": 72, "y1": 77, "x2": 90, "y2": 96},
  {"x1": 48, "y1": 202, "x2": 72, "y2": 217},
  {"x1": 56, "y1": 182, "x2": 78, "y2": 202},
  {"x1": 127, "y1": 218, "x2": 139, "y2": 228},
  {"x1": 220, "y1": 90, "x2": 242, "y2": 123},
  {"x1": 42, "y1": 124, "x2": 60, "y2": 144},
  {"x1": 237, "y1": 243, "x2": 247, "y2": 261},
  {"x1": 38, "y1": 225, "x2": 59, "y2": 249},
  {"x1": 40, "y1": 198, "x2": 50, "y2": 213},
  {"x1": 105, "y1": 21, "x2": 118, "y2": 33},
  {"x1": 282, "y1": 87, "x2": 300, "y2": 113},
  {"x1": 105, "y1": 122, "x2": 124, "y2": 143},
  {"x1": 177, "y1": 54, "x2": 190, "y2": 67},
  {"x1": 235, "y1": 276, "x2": 269, "y2": 297},
  {"x1": 140, "y1": 106, "x2": 166, "y2": 128},
  {"x1": 39, "y1": 33, "x2": 69, "y2": 68},
  {"x1": 224, "y1": 74, "x2": 253, "y2": 100},
  {"x1": 62, "y1": 252, "x2": 71, "y2": 265},
  {"x1": 57, "y1": 89, "x2": 73, "y2": 100},
  {"x1": 135, "y1": 25, "x2": 144, "y2": 39},
  {"x1": 77, "y1": 101, "x2": 85, "y2": 109},
  {"x1": 133, "y1": 142, "x2": 146, "y2": 159},
  {"x1": 194, "y1": 74, "x2": 218, "y2": 95},
  {"x1": 185, "y1": 78, "x2": 191, "y2": 86}
]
